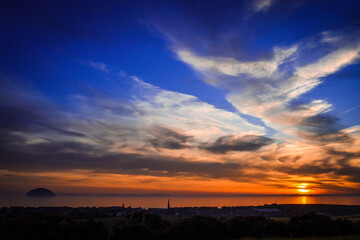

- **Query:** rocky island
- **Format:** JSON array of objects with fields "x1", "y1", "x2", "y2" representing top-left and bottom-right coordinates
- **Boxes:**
[{"x1": 26, "y1": 188, "x2": 56, "y2": 197}]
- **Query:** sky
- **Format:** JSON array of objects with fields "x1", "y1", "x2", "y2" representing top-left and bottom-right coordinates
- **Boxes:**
[{"x1": 0, "y1": 0, "x2": 360, "y2": 196}]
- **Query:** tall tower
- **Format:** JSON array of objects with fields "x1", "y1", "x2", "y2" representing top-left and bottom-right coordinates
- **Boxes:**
[{"x1": 167, "y1": 199, "x2": 170, "y2": 209}]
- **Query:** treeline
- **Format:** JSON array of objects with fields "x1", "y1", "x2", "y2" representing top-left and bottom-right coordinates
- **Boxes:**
[{"x1": 1, "y1": 211, "x2": 360, "y2": 240}]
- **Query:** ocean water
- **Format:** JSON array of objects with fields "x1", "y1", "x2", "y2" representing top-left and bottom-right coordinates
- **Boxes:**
[{"x1": 1, "y1": 195, "x2": 359, "y2": 208}]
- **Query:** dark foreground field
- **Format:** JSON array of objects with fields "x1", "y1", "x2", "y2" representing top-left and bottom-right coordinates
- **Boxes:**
[{"x1": 1, "y1": 208, "x2": 360, "y2": 240}]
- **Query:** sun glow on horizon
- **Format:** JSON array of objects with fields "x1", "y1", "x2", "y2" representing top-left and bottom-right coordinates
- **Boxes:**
[{"x1": 297, "y1": 183, "x2": 311, "y2": 194}]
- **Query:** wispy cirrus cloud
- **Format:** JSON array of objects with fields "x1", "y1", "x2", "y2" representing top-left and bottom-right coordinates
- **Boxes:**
[
  {"x1": 176, "y1": 39, "x2": 360, "y2": 137},
  {"x1": 252, "y1": 0, "x2": 276, "y2": 13},
  {"x1": 80, "y1": 60, "x2": 112, "y2": 73},
  {"x1": 131, "y1": 77, "x2": 265, "y2": 142},
  {"x1": 177, "y1": 45, "x2": 297, "y2": 79}
]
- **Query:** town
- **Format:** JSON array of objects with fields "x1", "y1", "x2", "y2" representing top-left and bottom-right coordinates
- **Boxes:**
[{"x1": 2, "y1": 202, "x2": 360, "y2": 219}]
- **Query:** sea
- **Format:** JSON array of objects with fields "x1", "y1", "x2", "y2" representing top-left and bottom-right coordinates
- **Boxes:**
[{"x1": 1, "y1": 195, "x2": 360, "y2": 208}]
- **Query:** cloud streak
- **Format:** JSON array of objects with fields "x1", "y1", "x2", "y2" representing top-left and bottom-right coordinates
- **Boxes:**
[
  {"x1": 176, "y1": 37, "x2": 360, "y2": 139},
  {"x1": 253, "y1": 0, "x2": 276, "y2": 13},
  {"x1": 201, "y1": 135, "x2": 273, "y2": 154}
]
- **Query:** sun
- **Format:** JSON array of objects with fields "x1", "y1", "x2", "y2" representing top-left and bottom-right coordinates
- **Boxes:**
[{"x1": 297, "y1": 183, "x2": 310, "y2": 194}]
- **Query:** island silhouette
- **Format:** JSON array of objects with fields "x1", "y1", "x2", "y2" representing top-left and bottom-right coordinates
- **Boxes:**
[{"x1": 26, "y1": 188, "x2": 56, "y2": 197}]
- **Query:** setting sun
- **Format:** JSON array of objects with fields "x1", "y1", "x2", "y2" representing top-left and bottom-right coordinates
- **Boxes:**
[
  {"x1": 298, "y1": 189, "x2": 310, "y2": 193},
  {"x1": 297, "y1": 184, "x2": 311, "y2": 194}
]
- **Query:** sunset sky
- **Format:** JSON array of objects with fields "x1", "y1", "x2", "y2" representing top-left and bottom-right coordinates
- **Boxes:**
[{"x1": 1, "y1": 0, "x2": 360, "y2": 196}]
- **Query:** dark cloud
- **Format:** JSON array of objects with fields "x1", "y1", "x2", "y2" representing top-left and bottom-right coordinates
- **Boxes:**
[
  {"x1": 201, "y1": 135, "x2": 273, "y2": 154},
  {"x1": 265, "y1": 180, "x2": 360, "y2": 194},
  {"x1": 260, "y1": 155, "x2": 276, "y2": 161},
  {"x1": 0, "y1": 139, "x2": 246, "y2": 181},
  {"x1": 302, "y1": 114, "x2": 340, "y2": 135},
  {"x1": 336, "y1": 165, "x2": 360, "y2": 182},
  {"x1": 277, "y1": 163, "x2": 336, "y2": 176},
  {"x1": 0, "y1": 92, "x2": 85, "y2": 139},
  {"x1": 287, "y1": 99, "x2": 311, "y2": 111},
  {"x1": 274, "y1": 149, "x2": 360, "y2": 184},
  {"x1": 148, "y1": 126, "x2": 193, "y2": 150},
  {"x1": 261, "y1": 154, "x2": 301, "y2": 163},
  {"x1": 278, "y1": 155, "x2": 301, "y2": 163},
  {"x1": 0, "y1": 141, "x2": 99, "y2": 172},
  {"x1": 38, "y1": 124, "x2": 86, "y2": 137},
  {"x1": 96, "y1": 154, "x2": 242, "y2": 179},
  {"x1": 0, "y1": 84, "x2": 240, "y2": 179},
  {"x1": 0, "y1": 81, "x2": 140, "y2": 153},
  {"x1": 0, "y1": 82, "x2": 249, "y2": 181},
  {"x1": 299, "y1": 114, "x2": 353, "y2": 143},
  {"x1": 263, "y1": 183, "x2": 292, "y2": 189},
  {"x1": 327, "y1": 149, "x2": 360, "y2": 182}
]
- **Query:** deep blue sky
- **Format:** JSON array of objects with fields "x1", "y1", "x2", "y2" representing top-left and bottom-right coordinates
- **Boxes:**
[
  {"x1": 1, "y1": 0, "x2": 359, "y2": 125},
  {"x1": 0, "y1": 1, "x2": 230, "y2": 109}
]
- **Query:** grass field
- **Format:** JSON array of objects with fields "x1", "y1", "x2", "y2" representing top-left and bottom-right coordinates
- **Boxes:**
[{"x1": 333, "y1": 214, "x2": 360, "y2": 222}]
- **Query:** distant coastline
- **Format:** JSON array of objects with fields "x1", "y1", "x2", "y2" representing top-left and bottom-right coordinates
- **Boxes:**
[
  {"x1": 1, "y1": 194, "x2": 360, "y2": 208},
  {"x1": 55, "y1": 193, "x2": 360, "y2": 197}
]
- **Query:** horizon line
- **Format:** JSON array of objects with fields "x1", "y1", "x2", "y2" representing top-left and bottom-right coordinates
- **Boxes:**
[{"x1": 2, "y1": 193, "x2": 359, "y2": 197}]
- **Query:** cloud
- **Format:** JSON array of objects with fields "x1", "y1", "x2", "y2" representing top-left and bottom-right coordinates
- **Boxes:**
[
  {"x1": 2, "y1": 62, "x2": 359, "y2": 193},
  {"x1": 0, "y1": 82, "x2": 86, "y2": 142},
  {"x1": 147, "y1": 126, "x2": 193, "y2": 150},
  {"x1": 201, "y1": 135, "x2": 273, "y2": 154},
  {"x1": 288, "y1": 150, "x2": 360, "y2": 184},
  {"x1": 301, "y1": 114, "x2": 341, "y2": 134},
  {"x1": 0, "y1": 137, "x2": 246, "y2": 180},
  {"x1": 320, "y1": 31, "x2": 344, "y2": 44},
  {"x1": 131, "y1": 77, "x2": 265, "y2": 142},
  {"x1": 164, "y1": 23, "x2": 360, "y2": 193},
  {"x1": 295, "y1": 114, "x2": 354, "y2": 144},
  {"x1": 162, "y1": 1, "x2": 360, "y2": 138},
  {"x1": 337, "y1": 104, "x2": 360, "y2": 117},
  {"x1": 328, "y1": 149, "x2": 360, "y2": 183},
  {"x1": 0, "y1": 75, "x2": 266, "y2": 156},
  {"x1": 276, "y1": 163, "x2": 336, "y2": 176},
  {"x1": 141, "y1": 0, "x2": 310, "y2": 62},
  {"x1": 253, "y1": 0, "x2": 276, "y2": 13},
  {"x1": 177, "y1": 45, "x2": 297, "y2": 79},
  {"x1": 176, "y1": 38, "x2": 360, "y2": 141},
  {"x1": 80, "y1": 60, "x2": 112, "y2": 73},
  {"x1": 294, "y1": 46, "x2": 360, "y2": 80},
  {"x1": 0, "y1": 76, "x2": 267, "y2": 176}
]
